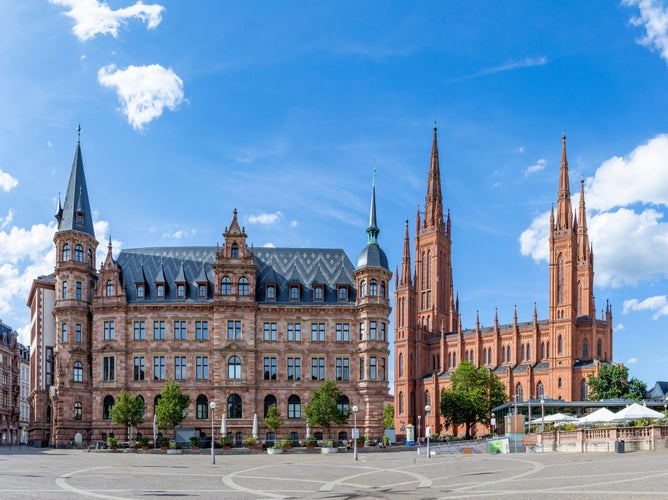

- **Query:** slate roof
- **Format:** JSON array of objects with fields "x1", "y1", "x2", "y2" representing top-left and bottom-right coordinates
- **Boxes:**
[
  {"x1": 57, "y1": 142, "x2": 95, "y2": 238},
  {"x1": 116, "y1": 246, "x2": 356, "y2": 304}
]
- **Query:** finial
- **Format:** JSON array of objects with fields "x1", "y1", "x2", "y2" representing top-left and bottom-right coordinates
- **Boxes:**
[
  {"x1": 77, "y1": 123, "x2": 81, "y2": 144},
  {"x1": 434, "y1": 119, "x2": 437, "y2": 130},
  {"x1": 562, "y1": 128, "x2": 566, "y2": 140},
  {"x1": 372, "y1": 160, "x2": 376, "y2": 187}
]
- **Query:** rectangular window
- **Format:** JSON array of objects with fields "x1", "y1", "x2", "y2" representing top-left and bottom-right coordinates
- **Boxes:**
[
  {"x1": 381, "y1": 357, "x2": 386, "y2": 381},
  {"x1": 45, "y1": 348, "x2": 53, "y2": 386},
  {"x1": 133, "y1": 356, "x2": 145, "y2": 381},
  {"x1": 75, "y1": 324, "x2": 82, "y2": 343},
  {"x1": 103, "y1": 356, "x2": 115, "y2": 381},
  {"x1": 311, "y1": 357, "x2": 325, "y2": 380},
  {"x1": 336, "y1": 358, "x2": 350, "y2": 381},
  {"x1": 104, "y1": 321, "x2": 115, "y2": 340},
  {"x1": 153, "y1": 356, "x2": 165, "y2": 381},
  {"x1": 370, "y1": 357, "x2": 377, "y2": 380},
  {"x1": 359, "y1": 323, "x2": 365, "y2": 341},
  {"x1": 195, "y1": 321, "x2": 209, "y2": 340},
  {"x1": 369, "y1": 321, "x2": 377, "y2": 340},
  {"x1": 263, "y1": 322, "x2": 277, "y2": 341},
  {"x1": 196, "y1": 356, "x2": 209, "y2": 380},
  {"x1": 133, "y1": 321, "x2": 146, "y2": 340},
  {"x1": 137, "y1": 284, "x2": 145, "y2": 298},
  {"x1": 335, "y1": 323, "x2": 350, "y2": 342},
  {"x1": 381, "y1": 323, "x2": 386, "y2": 341},
  {"x1": 287, "y1": 357, "x2": 301, "y2": 381},
  {"x1": 76, "y1": 281, "x2": 82, "y2": 300},
  {"x1": 61, "y1": 324, "x2": 67, "y2": 342},
  {"x1": 287, "y1": 323, "x2": 301, "y2": 342},
  {"x1": 227, "y1": 320, "x2": 241, "y2": 339},
  {"x1": 175, "y1": 356, "x2": 187, "y2": 380},
  {"x1": 153, "y1": 321, "x2": 165, "y2": 340},
  {"x1": 174, "y1": 320, "x2": 186, "y2": 340},
  {"x1": 311, "y1": 323, "x2": 325, "y2": 342},
  {"x1": 359, "y1": 357, "x2": 365, "y2": 380},
  {"x1": 62, "y1": 281, "x2": 67, "y2": 300},
  {"x1": 263, "y1": 357, "x2": 277, "y2": 380}
]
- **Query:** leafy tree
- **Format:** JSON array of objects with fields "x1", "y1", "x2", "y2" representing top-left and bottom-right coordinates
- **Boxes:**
[
  {"x1": 110, "y1": 390, "x2": 145, "y2": 440},
  {"x1": 155, "y1": 381, "x2": 191, "y2": 437},
  {"x1": 382, "y1": 404, "x2": 394, "y2": 429},
  {"x1": 440, "y1": 361, "x2": 507, "y2": 439},
  {"x1": 304, "y1": 380, "x2": 349, "y2": 438},
  {"x1": 587, "y1": 364, "x2": 647, "y2": 401},
  {"x1": 264, "y1": 404, "x2": 281, "y2": 439}
]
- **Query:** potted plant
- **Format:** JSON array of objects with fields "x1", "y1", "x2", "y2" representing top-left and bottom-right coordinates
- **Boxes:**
[
  {"x1": 356, "y1": 436, "x2": 366, "y2": 448},
  {"x1": 268, "y1": 441, "x2": 284, "y2": 455},
  {"x1": 321, "y1": 439, "x2": 338, "y2": 454},
  {"x1": 157, "y1": 436, "x2": 169, "y2": 450},
  {"x1": 304, "y1": 436, "x2": 317, "y2": 448},
  {"x1": 382, "y1": 435, "x2": 390, "y2": 447},
  {"x1": 137, "y1": 436, "x2": 150, "y2": 450},
  {"x1": 219, "y1": 435, "x2": 233, "y2": 449},
  {"x1": 107, "y1": 436, "x2": 118, "y2": 450},
  {"x1": 189, "y1": 436, "x2": 201, "y2": 450},
  {"x1": 280, "y1": 437, "x2": 293, "y2": 450},
  {"x1": 244, "y1": 436, "x2": 260, "y2": 449}
]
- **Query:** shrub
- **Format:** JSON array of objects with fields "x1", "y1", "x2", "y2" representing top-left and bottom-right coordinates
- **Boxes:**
[
  {"x1": 244, "y1": 436, "x2": 258, "y2": 447},
  {"x1": 219, "y1": 435, "x2": 233, "y2": 447},
  {"x1": 157, "y1": 436, "x2": 169, "y2": 447},
  {"x1": 137, "y1": 436, "x2": 150, "y2": 448},
  {"x1": 304, "y1": 436, "x2": 317, "y2": 447},
  {"x1": 107, "y1": 436, "x2": 118, "y2": 448},
  {"x1": 190, "y1": 436, "x2": 201, "y2": 448}
]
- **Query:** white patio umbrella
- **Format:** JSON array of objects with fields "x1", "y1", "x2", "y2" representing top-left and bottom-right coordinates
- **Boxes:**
[
  {"x1": 530, "y1": 412, "x2": 579, "y2": 424},
  {"x1": 613, "y1": 403, "x2": 665, "y2": 421},
  {"x1": 306, "y1": 423, "x2": 311, "y2": 439},
  {"x1": 252, "y1": 413, "x2": 258, "y2": 439},
  {"x1": 579, "y1": 408, "x2": 616, "y2": 424},
  {"x1": 153, "y1": 414, "x2": 158, "y2": 447},
  {"x1": 221, "y1": 412, "x2": 227, "y2": 436}
]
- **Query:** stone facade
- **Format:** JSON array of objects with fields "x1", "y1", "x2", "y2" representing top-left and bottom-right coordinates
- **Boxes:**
[
  {"x1": 0, "y1": 320, "x2": 20, "y2": 445},
  {"x1": 29, "y1": 138, "x2": 392, "y2": 447},
  {"x1": 394, "y1": 130, "x2": 613, "y2": 438}
]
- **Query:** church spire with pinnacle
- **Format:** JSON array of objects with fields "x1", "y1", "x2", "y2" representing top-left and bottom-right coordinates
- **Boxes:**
[
  {"x1": 400, "y1": 219, "x2": 412, "y2": 287},
  {"x1": 577, "y1": 179, "x2": 590, "y2": 262},
  {"x1": 556, "y1": 133, "x2": 573, "y2": 231},
  {"x1": 423, "y1": 125, "x2": 444, "y2": 231}
]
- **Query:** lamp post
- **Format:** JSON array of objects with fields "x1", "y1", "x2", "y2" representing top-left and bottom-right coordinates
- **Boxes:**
[
  {"x1": 352, "y1": 405, "x2": 359, "y2": 461},
  {"x1": 540, "y1": 398, "x2": 545, "y2": 434},
  {"x1": 425, "y1": 404, "x2": 431, "y2": 459},
  {"x1": 417, "y1": 415, "x2": 421, "y2": 453},
  {"x1": 209, "y1": 401, "x2": 216, "y2": 465}
]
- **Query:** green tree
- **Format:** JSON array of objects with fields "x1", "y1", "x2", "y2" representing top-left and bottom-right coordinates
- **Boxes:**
[
  {"x1": 440, "y1": 361, "x2": 507, "y2": 439},
  {"x1": 155, "y1": 381, "x2": 191, "y2": 437},
  {"x1": 587, "y1": 364, "x2": 647, "y2": 401},
  {"x1": 264, "y1": 404, "x2": 281, "y2": 439},
  {"x1": 382, "y1": 404, "x2": 394, "y2": 429},
  {"x1": 110, "y1": 390, "x2": 145, "y2": 440},
  {"x1": 304, "y1": 380, "x2": 349, "y2": 438}
]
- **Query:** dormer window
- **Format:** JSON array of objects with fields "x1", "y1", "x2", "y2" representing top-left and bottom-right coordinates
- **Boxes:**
[
  {"x1": 289, "y1": 284, "x2": 300, "y2": 301},
  {"x1": 231, "y1": 243, "x2": 239, "y2": 258},
  {"x1": 157, "y1": 284, "x2": 165, "y2": 298},
  {"x1": 337, "y1": 285, "x2": 348, "y2": 301},
  {"x1": 75, "y1": 210, "x2": 84, "y2": 227},
  {"x1": 198, "y1": 284, "x2": 207, "y2": 298},
  {"x1": 106, "y1": 280, "x2": 113, "y2": 297},
  {"x1": 177, "y1": 284, "x2": 185, "y2": 298},
  {"x1": 137, "y1": 284, "x2": 145, "y2": 299},
  {"x1": 313, "y1": 284, "x2": 324, "y2": 301},
  {"x1": 266, "y1": 285, "x2": 276, "y2": 300}
]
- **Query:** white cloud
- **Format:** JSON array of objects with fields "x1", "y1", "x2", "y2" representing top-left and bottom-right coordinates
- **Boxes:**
[
  {"x1": 519, "y1": 210, "x2": 550, "y2": 262},
  {"x1": 627, "y1": 357, "x2": 639, "y2": 365},
  {"x1": 162, "y1": 228, "x2": 196, "y2": 240},
  {"x1": 615, "y1": 323, "x2": 625, "y2": 331},
  {"x1": 50, "y1": 0, "x2": 164, "y2": 41},
  {"x1": 0, "y1": 168, "x2": 18, "y2": 192},
  {"x1": 447, "y1": 56, "x2": 548, "y2": 83},
  {"x1": 290, "y1": 220, "x2": 298, "y2": 228},
  {"x1": 524, "y1": 158, "x2": 547, "y2": 177},
  {"x1": 518, "y1": 146, "x2": 526, "y2": 153},
  {"x1": 247, "y1": 211, "x2": 284, "y2": 225},
  {"x1": 623, "y1": 295, "x2": 668, "y2": 319},
  {"x1": 0, "y1": 210, "x2": 14, "y2": 229},
  {"x1": 262, "y1": 242, "x2": 276, "y2": 248},
  {"x1": 624, "y1": 0, "x2": 668, "y2": 64},
  {"x1": 98, "y1": 64, "x2": 185, "y2": 130}
]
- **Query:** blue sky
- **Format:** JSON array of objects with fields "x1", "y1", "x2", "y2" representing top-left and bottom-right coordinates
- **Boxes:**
[{"x1": 1, "y1": 1, "x2": 668, "y2": 390}]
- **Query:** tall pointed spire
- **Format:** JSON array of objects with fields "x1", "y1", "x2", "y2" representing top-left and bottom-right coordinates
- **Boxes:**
[
  {"x1": 400, "y1": 219, "x2": 412, "y2": 287},
  {"x1": 556, "y1": 133, "x2": 573, "y2": 231},
  {"x1": 577, "y1": 179, "x2": 590, "y2": 262},
  {"x1": 366, "y1": 166, "x2": 380, "y2": 245},
  {"x1": 356, "y1": 169, "x2": 389, "y2": 270},
  {"x1": 58, "y1": 127, "x2": 95, "y2": 238},
  {"x1": 423, "y1": 125, "x2": 444, "y2": 231}
]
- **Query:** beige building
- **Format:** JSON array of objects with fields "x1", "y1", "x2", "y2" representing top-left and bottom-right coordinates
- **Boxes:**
[{"x1": 29, "y1": 136, "x2": 391, "y2": 447}]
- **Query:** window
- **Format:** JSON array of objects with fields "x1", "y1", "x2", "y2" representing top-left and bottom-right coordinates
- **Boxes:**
[
  {"x1": 61, "y1": 323, "x2": 67, "y2": 342},
  {"x1": 228, "y1": 356, "x2": 242, "y2": 379},
  {"x1": 134, "y1": 321, "x2": 146, "y2": 340},
  {"x1": 75, "y1": 244, "x2": 84, "y2": 262},
  {"x1": 74, "y1": 402, "x2": 82, "y2": 421},
  {"x1": 263, "y1": 357, "x2": 277, "y2": 380},
  {"x1": 380, "y1": 281, "x2": 386, "y2": 297},
  {"x1": 399, "y1": 392, "x2": 404, "y2": 414},
  {"x1": 174, "y1": 320, "x2": 186, "y2": 340},
  {"x1": 75, "y1": 324, "x2": 82, "y2": 343},
  {"x1": 558, "y1": 335, "x2": 563, "y2": 354},
  {"x1": 381, "y1": 323, "x2": 386, "y2": 341},
  {"x1": 369, "y1": 279, "x2": 377, "y2": 296},
  {"x1": 369, "y1": 321, "x2": 377, "y2": 340},
  {"x1": 597, "y1": 339, "x2": 602, "y2": 358},
  {"x1": 266, "y1": 432, "x2": 275, "y2": 447},
  {"x1": 196, "y1": 321, "x2": 208, "y2": 340},
  {"x1": 175, "y1": 356, "x2": 186, "y2": 380},
  {"x1": 134, "y1": 356, "x2": 145, "y2": 381},
  {"x1": 103, "y1": 356, "x2": 115, "y2": 381},
  {"x1": 227, "y1": 320, "x2": 241, "y2": 340},
  {"x1": 359, "y1": 357, "x2": 365, "y2": 380},
  {"x1": 337, "y1": 395, "x2": 350, "y2": 416},
  {"x1": 521, "y1": 344, "x2": 525, "y2": 361},
  {"x1": 228, "y1": 394, "x2": 242, "y2": 418},
  {"x1": 75, "y1": 211, "x2": 84, "y2": 226},
  {"x1": 311, "y1": 357, "x2": 325, "y2": 380},
  {"x1": 515, "y1": 383, "x2": 524, "y2": 402},
  {"x1": 289, "y1": 285, "x2": 300, "y2": 300},
  {"x1": 62, "y1": 281, "x2": 68, "y2": 300},
  {"x1": 137, "y1": 284, "x2": 145, "y2": 298},
  {"x1": 583, "y1": 339, "x2": 589, "y2": 359},
  {"x1": 153, "y1": 356, "x2": 165, "y2": 381},
  {"x1": 231, "y1": 243, "x2": 239, "y2": 258},
  {"x1": 287, "y1": 323, "x2": 301, "y2": 341},
  {"x1": 558, "y1": 377, "x2": 563, "y2": 388},
  {"x1": 359, "y1": 323, "x2": 365, "y2": 341},
  {"x1": 177, "y1": 284, "x2": 185, "y2": 298},
  {"x1": 338, "y1": 286, "x2": 348, "y2": 300},
  {"x1": 103, "y1": 395, "x2": 114, "y2": 420},
  {"x1": 104, "y1": 321, "x2": 115, "y2": 340},
  {"x1": 313, "y1": 285, "x2": 324, "y2": 301},
  {"x1": 536, "y1": 381, "x2": 544, "y2": 399},
  {"x1": 288, "y1": 395, "x2": 301, "y2": 419},
  {"x1": 263, "y1": 322, "x2": 277, "y2": 341},
  {"x1": 526, "y1": 344, "x2": 531, "y2": 361},
  {"x1": 62, "y1": 243, "x2": 70, "y2": 261},
  {"x1": 360, "y1": 280, "x2": 366, "y2": 297},
  {"x1": 196, "y1": 356, "x2": 209, "y2": 380},
  {"x1": 336, "y1": 323, "x2": 349, "y2": 342},
  {"x1": 153, "y1": 321, "x2": 165, "y2": 340},
  {"x1": 198, "y1": 284, "x2": 207, "y2": 298},
  {"x1": 76, "y1": 281, "x2": 82, "y2": 300},
  {"x1": 238, "y1": 277, "x2": 249, "y2": 296},
  {"x1": 541, "y1": 342, "x2": 545, "y2": 359},
  {"x1": 311, "y1": 323, "x2": 325, "y2": 342},
  {"x1": 73, "y1": 361, "x2": 83, "y2": 382},
  {"x1": 266, "y1": 285, "x2": 276, "y2": 300},
  {"x1": 381, "y1": 357, "x2": 386, "y2": 381},
  {"x1": 370, "y1": 357, "x2": 377, "y2": 380},
  {"x1": 221, "y1": 277, "x2": 231, "y2": 295},
  {"x1": 398, "y1": 353, "x2": 404, "y2": 378},
  {"x1": 287, "y1": 357, "x2": 301, "y2": 381},
  {"x1": 581, "y1": 378, "x2": 588, "y2": 399},
  {"x1": 45, "y1": 348, "x2": 53, "y2": 385},
  {"x1": 106, "y1": 280, "x2": 113, "y2": 297},
  {"x1": 157, "y1": 284, "x2": 165, "y2": 298},
  {"x1": 336, "y1": 358, "x2": 349, "y2": 381},
  {"x1": 87, "y1": 249, "x2": 93, "y2": 265},
  {"x1": 196, "y1": 395, "x2": 208, "y2": 419},
  {"x1": 264, "y1": 395, "x2": 277, "y2": 418}
]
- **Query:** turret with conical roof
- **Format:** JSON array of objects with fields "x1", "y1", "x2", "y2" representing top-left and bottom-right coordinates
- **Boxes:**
[{"x1": 357, "y1": 169, "x2": 389, "y2": 270}]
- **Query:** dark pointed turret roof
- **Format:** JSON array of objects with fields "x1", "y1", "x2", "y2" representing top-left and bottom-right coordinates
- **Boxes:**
[
  {"x1": 357, "y1": 169, "x2": 389, "y2": 270},
  {"x1": 58, "y1": 133, "x2": 95, "y2": 238}
]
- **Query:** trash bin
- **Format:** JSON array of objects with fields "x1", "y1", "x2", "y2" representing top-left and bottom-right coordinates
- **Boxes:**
[{"x1": 615, "y1": 440, "x2": 625, "y2": 453}]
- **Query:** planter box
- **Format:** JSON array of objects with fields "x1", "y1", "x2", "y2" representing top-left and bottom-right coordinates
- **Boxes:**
[
  {"x1": 267, "y1": 447, "x2": 284, "y2": 454},
  {"x1": 167, "y1": 449, "x2": 183, "y2": 454},
  {"x1": 321, "y1": 447, "x2": 338, "y2": 454}
]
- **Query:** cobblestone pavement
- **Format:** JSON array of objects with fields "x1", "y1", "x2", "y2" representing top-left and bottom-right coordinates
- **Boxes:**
[{"x1": 1, "y1": 445, "x2": 668, "y2": 499}]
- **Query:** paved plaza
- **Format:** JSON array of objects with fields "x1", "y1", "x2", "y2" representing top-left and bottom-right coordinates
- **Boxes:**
[{"x1": 1, "y1": 445, "x2": 668, "y2": 499}]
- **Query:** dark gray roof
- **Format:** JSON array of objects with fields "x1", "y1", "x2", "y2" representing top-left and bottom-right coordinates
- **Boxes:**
[
  {"x1": 116, "y1": 246, "x2": 356, "y2": 304},
  {"x1": 357, "y1": 243, "x2": 389, "y2": 269},
  {"x1": 57, "y1": 142, "x2": 95, "y2": 238},
  {"x1": 647, "y1": 381, "x2": 668, "y2": 400}
]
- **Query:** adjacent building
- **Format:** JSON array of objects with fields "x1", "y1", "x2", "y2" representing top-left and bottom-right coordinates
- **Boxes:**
[
  {"x1": 29, "y1": 136, "x2": 391, "y2": 447},
  {"x1": 394, "y1": 129, "x2": 613, "y2": 437},
  {"x1": 0, "y1": 320, "x2": 21, "y2": 445}
]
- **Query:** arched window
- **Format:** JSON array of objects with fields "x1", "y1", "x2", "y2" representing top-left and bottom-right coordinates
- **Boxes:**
[
  {"x1": 360, "y1": 280, "x2": 366, "y2": 297},
  {"x1": 103, "y1": 395, "x2": 115, "y2": 420},
  {"x1": 337, "y1": 395, "x2": 350, "y2": 415},
  {"x1": 106, "y1": 280, "x2": 113, "y2": 297},
  {"x1": 398, "y1": 353, "x2": 404, "y2": 378},
  {"x1": 557, "y1": 254, "x2": 565, "y2": 304},
  {"x1": 74, "y1": 402, "x2": 82, "y2": 421},
  {"x1": 369, "y1": 279, "x2": 377, "y2": 296},
  {"x1": 597, "y1": 339, "x2": 602, "y2": 358},
  {"x1": 526, "y1": 344, "x2": 531, "y2": 362},
  {"x1": 541, "y1": 342, "x2": 546, "y2": 359},
  {"x1": 228, "y1": 356, "x2": 242, "y2": 379},
  {"x1": 421, "y1": 251, "x2": 427, "y2": 287},
  {"x1": 580, "y1": 378, "x2": 588, "y2": 400},
  {"x1": 62, "y1": 243, "x2": 70, "y2": 261},
  {"x1": 380, "y1": 281, "x2": 386, "y2": 297},
  {"x1": 558, "y1": 377, "x2": 563, "y2": 389},
  {"x1": 521, "y1": 344, "x2": 526, "y2": 361},
  {"x1": 558, "y1": 335, "x2": 563, "y2": 355},
  {"x1": 196, "y1": 395, "x2": 208, "y2": 419},
  {"x1": 264, "y1": 395, "x2": 277, "y2": 417},
  {"x1": 238, "y1": 277, "x2": 249, "y2": 296},
  {"x1": 87, "y1": 249, "x2": 93, "y2": 266},
  {"x1": 425, "y1": 390, "x2": 430, "y2": 407},
  {"x1": 227, "y1": 394, "x2": 242, "y2": 419},
  {"x1": 338, "y1": 431, "x2": 348, "y2": 443},
  {"x1": 502, "y1": 346, "x2": 506, "y2": 363},
  {"x1": 507, "y1": 346, "x2": 511, "y2": 363},
  {"x1": 536, "y1": 381, "x2": 544, "y2": 399},
  {"x1": 75, "y1": 244, "x2": 84, "y2": 262},
  {"x1": 398, "y1": 392, "x2": 404, "y2": 415},
  {"x1": 577, "y1": 281, "x2": 582, "y2": 316},
  {"x1": 231, "y1": 243, "x2": 239, "y2": 258},
  {"x1": 73, "y1": 361, "x2": 83, "y2": 382},
  {"x1": 515, "y1": 383, "x2": 524, "y2": 402},
  {"x1": 583, "y1": 339, "x2": 589, "y2": 359},
  {"x1": 448, "y1": 352, "x2": 452, "y2": 368},
  {"x1": 288, "y1": 395, "x2": 301, "y2": 419},
  {"x1": 221, "y1": 276, "x2": 231, "y2": 295},
  {"x1": 154, "y1": 395, "x2": 161, "y2": 416},
  {"x1": 486, "y1": 349, "x2": 490, "y2": 365},
  {"x1": 483, "y1": 349, "x2": 487, "y2": 365}
]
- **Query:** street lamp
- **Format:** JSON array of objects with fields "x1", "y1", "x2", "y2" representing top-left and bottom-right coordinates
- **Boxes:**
[
  {"x1": 417, "y1": 415, "x2": 421, "y2": 453},
  {"x1": 540, "y1": 398, "x2": 545, "y2": 434},
  {"x1": 352, "y1": 405, "x2": 359, "y2": 461},
  {"x1": 425, "y1": 405, "x2": 431, "y2": 459},
  {"x1": 209, "y1": 401, "x2": 216, "y2": 465}
]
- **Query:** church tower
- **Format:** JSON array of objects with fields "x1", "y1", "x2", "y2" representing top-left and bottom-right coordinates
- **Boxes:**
[{"x1": 51, "y1": 128, "x2": 99, "y2": 446}]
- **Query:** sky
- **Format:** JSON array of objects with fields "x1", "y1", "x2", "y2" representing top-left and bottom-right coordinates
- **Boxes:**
[{"x1": 1, "y1": 1, "x2": 668, "y2": 390}]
